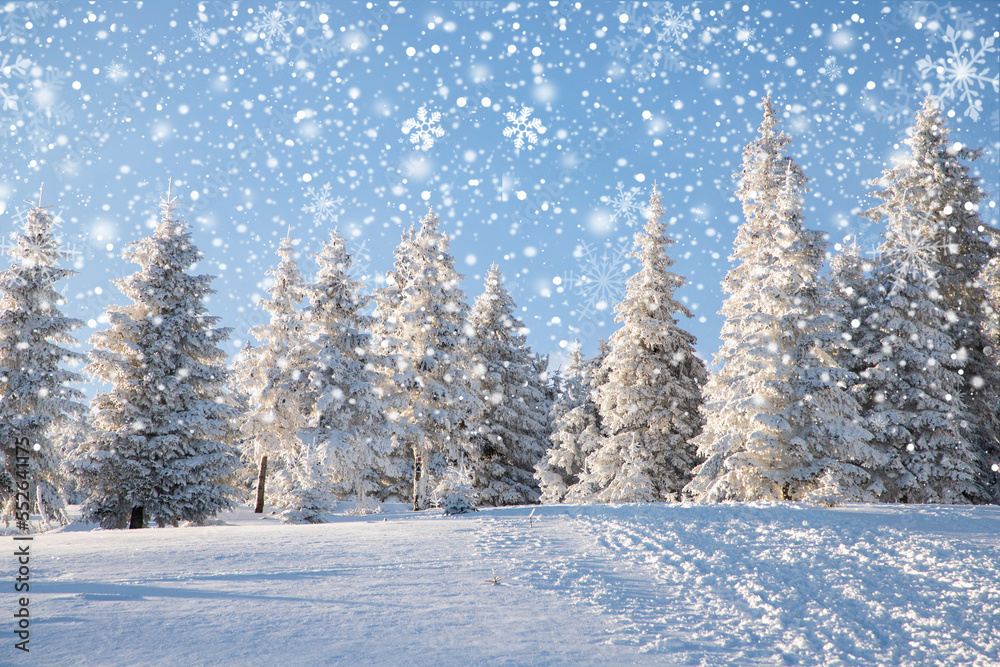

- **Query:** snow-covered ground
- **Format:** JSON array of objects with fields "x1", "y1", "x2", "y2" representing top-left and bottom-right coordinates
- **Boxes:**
[{"x1": 14, "y1": 503, "x2": 1000, "y2": 665}]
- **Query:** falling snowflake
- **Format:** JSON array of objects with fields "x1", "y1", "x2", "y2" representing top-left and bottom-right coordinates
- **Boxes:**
[
  {"x1": 735, "y1": 27, "x2": 755, "y2": 44},
  {"x1": 105, "y1": 62, "x2": 128, "y2": 82},
  {"x1": 564, "y1": 241, "x2": 634, "y2": 321},
  {"x1": 651, "y1": 2, "x2": 693, "y2": 48},
  {"x1": 821, "y1": 56, "x2": 842, "y2": 82},
  {"x1": 917, "y1": 26, "x2": 999, "y2": 121},
  {"x1": 603, "y1": 182, "x2": 645, "y2": 227},
  {"x1": 864, "y1": 67, "x2": 925, "y2": 126},
  {"x1": 503, "y1": 105, "x2": 545, "y2": 150},
  {"x1": 901, "y1": 1, "x2": 977, "y2": 46},
  {"x1": 191, "y1": 25, "x2": 212, "y2": 46},
  {"x1": 251, "y1": 2, "x2": 295, "y2": 50},
  {"x1": 401, "y1": 106, "x2": 445, "y2": 151},
  {"x1": 0, "y1": 54, "x2": 30, "y2": 111},
  {"x1": 301, "y1": 183, "x2": 344, "y2": 226},
  {"x1": 883, "y1": 211, "x2": 953, "y2": 293},
  {"x1": 347, "y1": 239, "x2": 372, "y2": 283}
]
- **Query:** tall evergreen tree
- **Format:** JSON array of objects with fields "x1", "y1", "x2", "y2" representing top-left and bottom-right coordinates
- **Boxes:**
[
  {"x1": 686, "y1": 97, "x2": 876, "y2": 503},
  {"x1": 372, "y1": 209, "x2": 484, "y2": 509},
  {"x1": 852, "y1": 197, "x2": 980, "y2": 503},
  {"x1": 468, "y1": 264, "x2": 548, "y2": 506},
  {"x1": 231, "y1": 234, "x2": 319, "y2": 517},
  {"x1": 863, "y1": 97, "x2": 1000, "y2": 502},
  {"x1": 0, "y1": 196, "x2": 84, "y2": 528},
  {"x1": 76, "y1": 188, "x2": 238, "y2": 528},
  {"x1": 535, "y1": 341, "x2": 604, "y2": 503},
  {"x1": 578, "y1": 185, "x2": 707, "y2": 502},
  {"x1": 300, "y1": 231, "x2": 399, "y2": 509},
  {"x1": 829, "y1": 237, "x2": 873, "y2": 376}
]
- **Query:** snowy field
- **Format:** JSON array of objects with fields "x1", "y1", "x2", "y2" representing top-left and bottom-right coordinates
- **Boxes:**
[{"x1": 13, "y1": 503, "x2": 1000, "y2": 666}]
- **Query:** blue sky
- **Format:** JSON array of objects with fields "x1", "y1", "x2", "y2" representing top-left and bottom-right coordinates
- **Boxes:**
[{"x1": 2, "y1": 0, "x2": 998, "y2": 383}]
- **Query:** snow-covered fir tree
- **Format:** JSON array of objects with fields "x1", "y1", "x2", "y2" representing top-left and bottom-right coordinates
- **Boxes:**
[
  {"x1": 231, "y1": 234, "x2": 322, "y2": 519},
  {"x1": 829, "y1": 237, "x2": 873, "y2": 376},
  {"x1": 300, "y1": 231, "x2": 399, "y2": 510},
  {"x1": 0, "y1": 196, "x2": 84, "y2": 528},
  {"x1": 372, "y1": 208, "x2": 484, "y2": 509},
  {"x1": 981, "y1": 255, "x2": 1000, "y2": 356},
  {"x1": 75, "y1": 189, "x2": 239, "y2": 529},
  {"x1": 561, "y1": 339, "x2": 611, "y2": 503},
  {"x1": 467, "y1": 264, "x2": 548, "y2": 506},
  {"x1": 686, "y1": 97, "x2": 877, "y2": 503},
  {"x1": 852, "y1": 199, "x2": 980, "y2": 503},
  {"x1": 535, "y1": 341, "x2": 605, "y2": 503},
  {"x1": 863, "y1": 97, "x2": 1000, "y2": 503},
  {"x1": 576, "y1": 185, "x2": 706, "y2": 502}
]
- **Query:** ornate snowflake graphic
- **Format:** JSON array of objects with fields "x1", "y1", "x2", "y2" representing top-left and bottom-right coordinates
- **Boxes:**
[
  {"x1": 564, "y1": 241, "x2": 634, "y2": 321},
  {"x1": 302, "y1": 183, "x2": 345, "y2": 226},
  {"x1": 900, "y1": 1, "x2": 976, "y2": 46},
  {"x1": 864, "y1": 67, "x2": 925, "y2": 127},
  {"x1": 347, "y1": 239, "x2": 372, "y2": 283},
  {"x1": 917, "y1": 26, "x2": 999, "y2": 121},
  {"x1": 105, "y1": 62, "x2": 129, "y2": 82},
  {"x1": 251, "y1": 2, "x2": 295, "y2": 50},
  {"x1": 0, "y1": 54, "x2": 30, "y2": 111},
  {"x1": 401, "y1": 106, "x2": 445, "y2": 151},
  {"x1": 191, "y1": 25, "x2": 213, "y2": 47},
  {"x1": 883, "y1": 212, "x2": 953, "y2": 294},
  {"x1": 652, "y1": 2, "x2": 694, "y2": 47},
  {"x1": 821, "y1": 56, "x2": 842, "y2": 82},
  {"x1": 603, "y1": 182, "x2": 645, "y2": 227},
  {"x1": 503, "y1": 105, "x2": 545, "y2": 150}
]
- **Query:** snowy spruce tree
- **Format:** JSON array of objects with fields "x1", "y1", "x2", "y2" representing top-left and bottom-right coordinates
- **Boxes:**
[
  {"x1": 829, "y1": 237, "x2": 874, "y2": 377},
  {"x1": 76, "y1": 189, "x2": 239, "y2": 529},
  {"x1": 561, "y1": 339, "x2": 612, "y2": 503},
  {"x1": 863, "y1": 97, "x2": 1000, "y2": 502},
  {"x1": 467, "y1": 264, "x2": 548, "y2": 506},
  {"x1": 231, "y1": 234, "x2": 324, "y2": 520},
  {"x1": 535, "y1": 341, "x2": 605, "y2": 503},
  {"x1": 981, "y1": 255, "x2": 1000, "y2": 356},
  {"x1": 576, "y1": 185, "x2": 707, "y2": 503},
  {"x1": 851, "y1": 198, "x2": 980, "y2": 503},
  {"x1": 300, "y1": 231, "x2": 399, "y2": 511},
  {"x1": 0, "y1": 196, "x2": 84, "y2": 528},
  {"x1": 686, "y1": 96, "x2": 877, "y2": 503},
  {"x1": 372, "y1": 209, "x2": 484, "y2": 509}
]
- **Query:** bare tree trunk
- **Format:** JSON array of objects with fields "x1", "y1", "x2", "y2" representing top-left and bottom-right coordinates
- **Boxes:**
[
  {"x1": 254, "y1": 455, "x2": 268, "y2": 514},
  {"x1": 129, "y1": 506, "x2": 144, "y2": 529},
  {"x1": 412, "y1": 454, "x2": 423, "y2": 511}
]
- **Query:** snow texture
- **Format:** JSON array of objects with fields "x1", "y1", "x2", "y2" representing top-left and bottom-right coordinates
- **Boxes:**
[{"x1": 21, "y1": 502, "x2": 1000, "y2": 666}]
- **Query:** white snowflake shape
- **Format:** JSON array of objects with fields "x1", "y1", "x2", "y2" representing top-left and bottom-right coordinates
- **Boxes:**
[
  {"x1": 302, "y1": 183, "x2": 344, "y2": 226},
  {"x1": 901, "y1": 1, "x2": 976, "y2": 46},
  {"x1": 604, "y1": 182, "x2": 645, "y2": 226},
  {"x1": 864, "y1": 67, "x2": 924, "y2": 126},
  {"x1": 883, "y1": 212, "x2": 953, "y2": 293},
  {"x1": 347, "y1": 239, "x2": 372, "y2": 283},
  {"x1": 503, "y1": 105, "x2": 545, "y2": 150},
  {"x1": 251, "y1": 2, "x2": 295, "y2": 50},
  {"x1": 564, "y1": 241, "x2": 634, "y2": 321},
  {"x1": 192, "y1": 25, "x2": 212, "y2": 46},
  {"x1": 651, "y1": 2, "x2": 693, "y2": 48},
  {"x1": 821, "y1": 56, "x2": 842, "y2": 81},
  {"x1": 735, "y1": 27, "x2": 755, "y2": 44},
  {"x1": 0, "y1": 54, "x2": 30, "y2": 111},
  {"x1": 917, "y1": 26, "x2": 999, "y2": 121},
  {"x1": 105, "y1": 62, "x2": 128, "y2": 82},
  {"x1": 401, "y1": 106, "x2": 445, "y2": 151}
]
